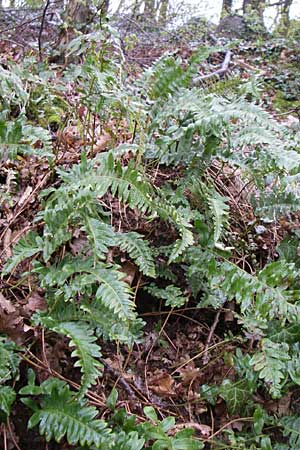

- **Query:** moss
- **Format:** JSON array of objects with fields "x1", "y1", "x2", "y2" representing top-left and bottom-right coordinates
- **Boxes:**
[{"x1": 273, "y1": 90, "x2": 300, "y2": 113}]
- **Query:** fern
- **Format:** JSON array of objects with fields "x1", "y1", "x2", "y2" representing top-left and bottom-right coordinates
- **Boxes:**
[
  {"x1": 21, "y1": 377, "x2": 113, "y2": 448},
  {"x1": 280, "y1": 416, "x2": 300, "y2": 448},
  {"x1": 0, "y1": 386, "x2": 16, "y2": 420},
  {"x1": 207, "y1": 192, "x2": 229, "y2": 243},
  {"x1": 0, "y1": 337, "x2": 20, "y2": 383},
  {"x1": 145, "y1": 283, "x2": 188, "y2": 308},
  {"x1": 0, "y1": 119, "x2": 53, "y2": 161},
  {"x1": 2, "y1": 231, "x2": 43, "y2": 275},
  {"x1": 156, "y1": 201, "x2": 194, "y2": 263},
  {"x1": 49, "y1": 321, "x2": 102, "y2": 395},
  {"x1": 0, "y1": 337, "x2": 20, "y2": 420},
  {"x1": 115, "y1": 232, "x2": 156, "y2": 277},
  {"x1": 83, "y1": 218, "x2": 115, "y2": 261},
  {"x1": 253, "y1": 190, "x2": 300, "y2": 218},
  {"x1": 250, "y1": 339, "x2": 290, "y2": 398},
  {"x1": 186, "y1": 248, "x2": 300, "y2": 324}
]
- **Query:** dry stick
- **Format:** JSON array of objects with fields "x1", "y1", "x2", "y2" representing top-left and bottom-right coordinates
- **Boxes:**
[
  {"x1": 3, "y1": 426, "x2": 7, "y2": 450},
  {"x1": 100, "y1": 358, "x2": 136, "y2": 399},
  {"x1": 7, "y1": 421, "x2": 21, "y2": 450},
  {"x1": 171, "y1": 340, "x2": 228, "y2": 375},
  {"x1": 205, "y1": 417, "x2": 253, "y2": 441},
  {"x1": 193, "y1": 50, "x2": 232, "y2": 84},
  {"x1": 202, "y1": 310, "x2": 221, "y2": 365},
  {"x1": 144, "y1": 308, "x2": 173, "y2": 399},
  {"x1": 38, "y1": 0, "x2": 51, "y2": 62},
  {"x1": 0, "y1": 12, "x2": 53, "y2": 35}
]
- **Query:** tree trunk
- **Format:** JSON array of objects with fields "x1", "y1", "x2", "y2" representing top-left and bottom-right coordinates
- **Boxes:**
[
  {"x1": 158, "y1": 0, "x2": 168, "y2": 24},
  {"x1": 221, "y1": 0, "x2": 233, "y2": 18},
  {"x1": 243, "y1": 0, "x2": 266, "y2": 17},
  {"x1": 143, "y1": 0, "x2": 156, "y2": 21},
  {"x1": 281, "y1": 0, "x2": 293, "y2": 30}
]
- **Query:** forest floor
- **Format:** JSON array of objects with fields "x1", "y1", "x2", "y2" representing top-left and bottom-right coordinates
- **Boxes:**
[{"x1": 1, "y1": 13, "x2": 300, "y2": 450}]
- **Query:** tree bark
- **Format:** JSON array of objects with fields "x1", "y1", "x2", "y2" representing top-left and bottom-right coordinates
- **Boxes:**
[
  {"x1": 281, "y1": 0, "x2": 293, "y2": 30},
  {"x1": 221, "y1": 0, "x2": 233, "y2": 17},
  {"x1": 243, "y1": 0, "x2": 266, "y2": 16},
  {"x1": 143, "y1": 0, "x2": 156, "y2": 21},
  {"x1": 158, "y1": 0, "x2": 168, "y2": 24}
]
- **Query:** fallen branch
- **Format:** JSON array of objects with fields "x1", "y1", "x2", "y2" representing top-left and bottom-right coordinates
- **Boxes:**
[
  {"x1": 193, "y1": 50, "x2": 232, "y2": 85},
  {"x1": 202, "y1": 311, "x2": 221, "y2": 364}
]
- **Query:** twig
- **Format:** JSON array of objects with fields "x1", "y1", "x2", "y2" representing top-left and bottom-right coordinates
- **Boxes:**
[
  {"x1": 171, "y1": 340, "x2": 229, "y2": 375},
  {"x1": 100, "y1": 358, "x2": 136, "y2": 398},
  {"x1": 38, "y1": 0, "x2": 51, "y2": 62},
  {"x1": 202, "y1": 311, "x2": 221, "y2": 364},
  {"x1": 193, "y1": 50, "x2": 232, "y2": 84},
  {"x1": 7, "y1": 420, "x2": 21, "y2": 450},
  {"x1": 205, "y1": 417, "x2": 253, "y2": 441},
  {"x1": 0, "y1": 12, "x2": 53, "y2": 35}
]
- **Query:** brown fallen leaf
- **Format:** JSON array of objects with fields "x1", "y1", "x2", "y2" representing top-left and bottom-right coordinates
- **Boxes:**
[
  {"x1": 0, "y1": 292, "x2": 16, "y2": 313},
  {"x1": 177, "y1": 362, "x2": 200, "y2": 385},
  {"x1": 92, "y1": 131, "x2": 112, "y2": 153},
  {"x1": 3, "y1": 227, "x2": 12, "y2": 259},
  {"x1": 23, "y1": 290, "x2": 47, "y2": 315},
  {"x1": 121, "y1": 261, "x2": 136, "y2": 286},
  {"x1": 148, "y1": 370, "x2": 176, "y2": 397},
  {"x1": 18, "y1": 185, "x2": 33, "y2": 206}
]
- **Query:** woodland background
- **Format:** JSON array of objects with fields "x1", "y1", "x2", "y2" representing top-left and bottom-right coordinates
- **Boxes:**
[{"x1": 1, "y1": 0, "x2": 300, "y2": 449}]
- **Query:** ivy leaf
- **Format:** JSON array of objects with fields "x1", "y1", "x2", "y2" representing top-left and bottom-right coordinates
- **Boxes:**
[{"x1": 219, "y1": 379, "x2": 253, "y2": 415}]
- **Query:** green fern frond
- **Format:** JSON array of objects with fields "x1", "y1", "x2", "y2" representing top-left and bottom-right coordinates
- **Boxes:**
[
  {"x1": 0, "y1": 386, "x2": 16, "y2": 419},
  {"x1": 21, "y1": 378, "x2": 113, "y2": 448},
  {"x1": 49, "y1": 321, "x2": 102, "y2": 394},
  {"x1": 0, "y1": 337, "x2": 20, "y2": 383},
  {"x1": 92, "y1": 264, "x2": 136, "y2": 320},
  {"x1": 83, "y1": 218, "x2": 115, "y2": 260},
  {"x1": 156, "y1": 202, "x2": 194, "y2": 263},
  {"x1": 116, "y1": 232, "x2": 156, "y2": 277},
  {"x1": 250, "y1": 339, "x2": 290, "y2": 398},
  {"x1": 208, "y1": 192, "x2": 229, "y2": 243},
  {"x1": 280, "y1": 416, "x2": 300, "y2": 448},
  {"x1": 2, "y1": 231, "x2": 43, "y2": 275},
  {"x1": 253, "y1": 191, "x2": 300, "y2": 218},
  {"x1": 145, "y1": 283, "x2": 188, "y2": 308}
]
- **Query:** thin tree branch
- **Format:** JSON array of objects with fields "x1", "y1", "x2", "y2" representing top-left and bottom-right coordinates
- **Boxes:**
[
  {"x1": 38, "y1": 0, "x2": 51, "y2": 62},
  {"x1": 193, "y1": 50, "x2": 232, "y2": 84}
]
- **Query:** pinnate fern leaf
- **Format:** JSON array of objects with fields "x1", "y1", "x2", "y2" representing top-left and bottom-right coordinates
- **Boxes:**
[
  {"x1": 250, "y1": 339, "x2": 290, "y2": 398},
  {"x1": 116, "y1": 232, "x2": 156, "y2": 277},
  {"x1": 2, "y1": 231, "x2": 43, "y2": 275},
  {"x1": 280, "y1": 416, "x2": 300, "y2": 448},
  {"x1": 0, "y1": 386, "x2": 16, "y2": 418},
  {"x1": 22, "y1": 378, "x2": 112, "y2": 448},
  {"x1": 208, "y1": 192, "x2": 229, "y2": 243},
  {"x1": 49, "y1": 321, "x2": 102, "y2": 394},
  {"x1": 145, "y1": 283, "x2": 188, "y2": 308}
]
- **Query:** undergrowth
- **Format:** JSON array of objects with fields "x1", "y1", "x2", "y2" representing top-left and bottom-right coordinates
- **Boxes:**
[{"x1": 1, "y1": 23, "x2": 300, "y2": 449}]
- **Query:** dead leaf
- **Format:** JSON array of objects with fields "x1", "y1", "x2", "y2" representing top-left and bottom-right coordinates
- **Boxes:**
[
  {"x1": 121, "y1": 261, "x2": 136, "y2": 286},
  {"x1": 148, "y1": 370, "x2": 176, "y2": 396},
  {"x1": 177, "y1": 363, "x2": 200, "y2": 385},
  {"x1": 23, "y1": 291, "x2": 47, "y2": 315},
  {"x1": 18, "y1": 186, "x2": 33, "y2": 206},
  {"x1": 0, "y1": 292, "x2": 16, "y2": 313},
  {"x1": 57, "y1": 125, "x2": 83, "y2": 149},
  {"x1": 3, "y1": 227, "x2": 12, "y2": 259},
  {"x1": 92, "y1": 131, "x2": 112, "y2": 153}
]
